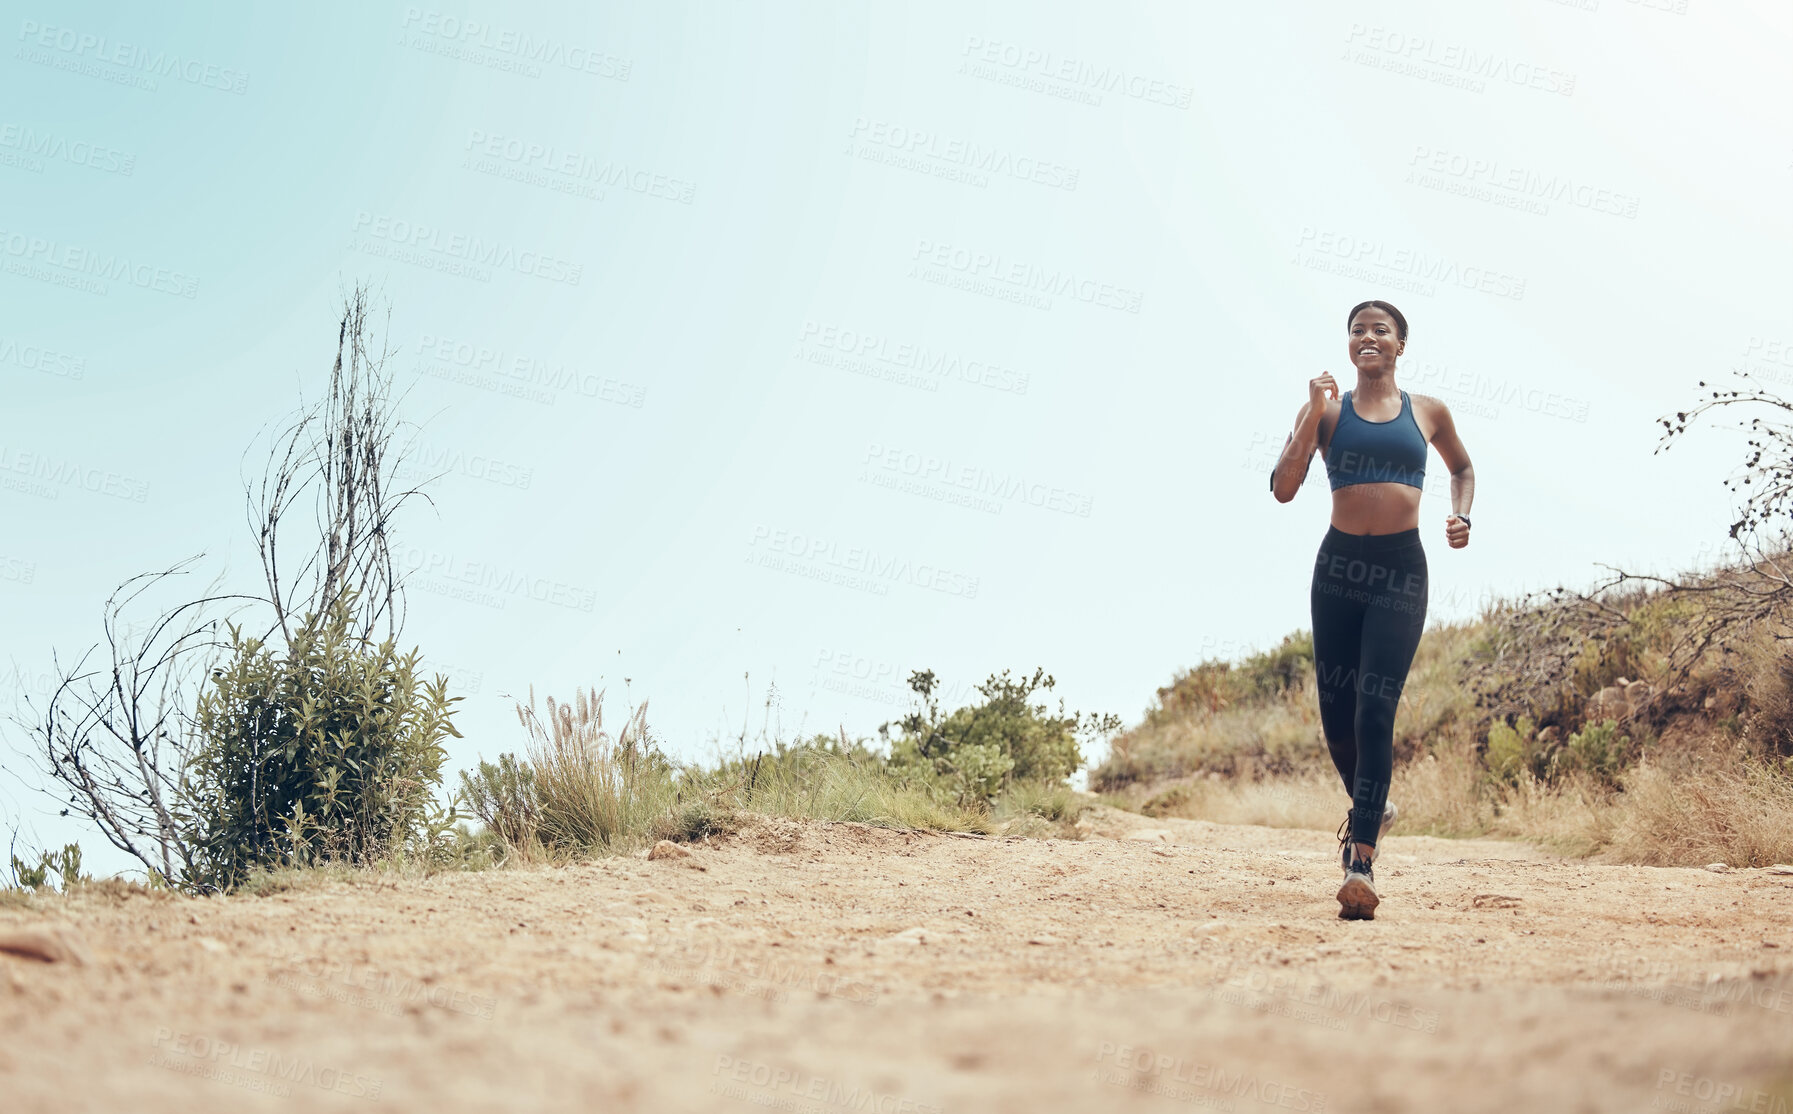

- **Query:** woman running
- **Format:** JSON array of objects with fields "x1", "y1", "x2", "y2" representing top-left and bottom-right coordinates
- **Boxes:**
[{"x1": 1268, "y1": 301, "x2": 1474, "y2": 920}]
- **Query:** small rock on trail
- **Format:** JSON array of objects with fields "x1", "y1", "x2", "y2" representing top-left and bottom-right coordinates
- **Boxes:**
[{"x1": 647, "y1": 840, "x2": 708, "y2": 870}]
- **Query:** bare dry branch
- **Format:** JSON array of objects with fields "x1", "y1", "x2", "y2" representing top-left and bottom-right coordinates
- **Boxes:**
[
  {"x1": 13, "y1": 559, "x2": 256, "y2": 885},
  {"x1": 249, "y1": 283, "x2": 434, "y2": 646},
  {"x1": 14, "y1": 281, "x2": 441, "y2": 890}
]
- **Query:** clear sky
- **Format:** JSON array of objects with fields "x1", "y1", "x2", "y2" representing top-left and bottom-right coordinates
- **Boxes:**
[{"x1": 4, "y1": 0, "x2": 1790, "y2": 875}]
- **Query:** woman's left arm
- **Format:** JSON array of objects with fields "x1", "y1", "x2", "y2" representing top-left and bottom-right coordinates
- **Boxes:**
[{"x1": 1419, "y1": 395, "x2": 1474, "y2": 549}]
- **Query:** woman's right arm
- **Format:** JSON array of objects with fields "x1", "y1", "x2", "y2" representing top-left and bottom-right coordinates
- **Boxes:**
[{"x1": 1270, "y1": 374, "x2": 1338, "y2": 503}]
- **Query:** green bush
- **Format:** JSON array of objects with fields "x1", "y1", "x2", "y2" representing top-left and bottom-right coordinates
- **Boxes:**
[
  {"x1": 1483, "y1": 715, "x2": 1538, "y2": 784},
  {"x1": 701, "y1": 733, "x2": 884, "y2": 788},
  {"x1": 1558, "y1": 718, "x2": 1633, "y2": 786},
  {"x1": 885, "y1": 668, "x2": 1118, "y2": 805},
  {"x1": 1140, "y1": 783, "x2": 1194, "y2": 818},
  {"x1": 453, "y1": 678, "x2": 1114, "y2": 855},
  {"x1": 1145, "y1": 632, "x2": 1314, "y2": 726},
  {"x1": 439, "y1": 822, "x2": 506, "y2": 873},
  {"x1": 1236, "y1": 631, "x2": 1316, "y2": 698},
  {"x1": 457, "y1": 753, "x2": 541, "y2": 849},
  {"x1": 1001, "y1": 780, "x2": 1079, "y2": 823},
  {"x1": 991, "y1": 779, "x2": 1086, "y2": 838},
  {"x1": 671, "y1": 732, "x2": 997, "y2": 836},
  {"x1": 185, "y1": 594, "x2": 461, "y2": 890},
  {"x1": 1147, "y1": 661, "x2": 1233, "y2": 724},
  {"x1": 7, "y1": 844, "x2": 86, "y2": 892},
  {"x1": 1576, "y1": 612, "x2": 1669, "y2": 697},
  {"x1": 1480, "y1": 714, "x2": 1640, "y2": 788},
  {"x1": 939, "y1": 742, "x2": 1016, "y2": 803},
  {"x1": 8, "y1": 855, "x2": 48, "y2": 891}
]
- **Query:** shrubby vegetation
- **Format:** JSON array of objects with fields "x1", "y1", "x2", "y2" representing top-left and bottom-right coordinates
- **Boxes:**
[
  {"x1": 453, "y1": 670, "x2": 1120, "y2": 863},
  {"x1": 12, "y1": 285, "x2": 463, "y2": 893},
  {"x1": 882, "y1": 668, "x2": 1119, "y2": 805},
  {"x1": 9, "y1": 285, "x2": 1115, "y2": 891},
  {"x1": 15, "y1": 302, "x2": 1788, "y2": 888},
  {"x1": 7, "y1": 843, "x2": 88, "y2": 893},
  {"x1": 1095, "y1": 632, "x2": 1333, "y2": 787},
  {"x1": 1482, "y1": 715, "x2": 1639, "y2": 789},
  {"x1": 1093, "y1": 545, "x2": 1793, "y2": 866},
  {"x1": 1144, "y1": 633, "x2": 1316, "y2": 727},
  {"x1": 185, "y1": 594, "x2": 461, "y2": 890}
]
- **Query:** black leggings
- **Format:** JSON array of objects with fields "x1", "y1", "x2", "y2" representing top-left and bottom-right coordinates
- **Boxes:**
[{"x1": 1309, "y1": 525, "x2": 1428, "y2": 848}]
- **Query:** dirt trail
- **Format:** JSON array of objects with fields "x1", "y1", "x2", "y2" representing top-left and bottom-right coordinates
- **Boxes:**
[{"x1": 4, "y1": 807, "x2": 1792, "y2": 1114}]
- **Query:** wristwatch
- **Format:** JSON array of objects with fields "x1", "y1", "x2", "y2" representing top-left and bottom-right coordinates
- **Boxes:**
[{"x1": 1452, "y1": 514, "x2": 1472, "y2": 528}]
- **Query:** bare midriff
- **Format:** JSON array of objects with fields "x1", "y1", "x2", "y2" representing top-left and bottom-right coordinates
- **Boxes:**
[{"x1": 1330, "y1": 482, "x2": 1422, "y2": 535}]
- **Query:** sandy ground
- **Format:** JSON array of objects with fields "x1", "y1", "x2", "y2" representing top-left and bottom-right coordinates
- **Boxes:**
[{"x1": 4, "y1": 806, "x2": 1792, "y2": 1114}]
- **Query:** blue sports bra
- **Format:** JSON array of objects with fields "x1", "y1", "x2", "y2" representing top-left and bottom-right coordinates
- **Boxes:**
[{"x1": 1323, "y1": 390, "x2": 1427, "y2": 490}]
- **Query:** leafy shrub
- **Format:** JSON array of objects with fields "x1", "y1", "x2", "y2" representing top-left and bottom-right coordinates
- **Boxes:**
[
  {"x1": 992, "y1": 779, "x2": 1086, "y2": 838},
  {"x1": 454, "y1": 675, "x2": 1116, "y2": 856},
  {"x1": 1093, "y1": 688, "x2": 1322, "y2": 790},
  {"x1": 1483, "y1": 715, "x2": 1539, "y2": 784},
  {"x1": 457, "y1": 699, "x2": 1012, "y2": 857},
  {"x1": 1480, "y1": 713, "x2": 1640, "y2": 788},
  {"x1": 1558, "y1": 719, "x2": 1634, "y2": 786},
  {"x1": 1148, "y1": 662, "x2": 1234, "y2": 723},
  {"x1": 8, "y1": 855, "x2": 48, "y2": 891},
  {"x1": 1145, "y1": 632, "x2": 1315, "y2": 726},
  {"x1": 1466, "y1": 566, "x2": 1768, "y2": 736},
  {"x1": 185, "y1": 594, "x2": 461, "y2": 890},
  {"x1": 1553, "y1": 594, "x2": 1689, "y2": 712},
  {"x1": 1002, "y1": 780, "x2": 1079, "y2": 823},
  {"x1": 940, "y1": 742, "x2": 1016, "y2": 803},
  {"x1": 1140, "y1": 783, "x2": 1194, "y2": 818},
  {"x1": 1237, "y1": 632, "x2": 1317, "y2": 698},
  {"x1": 702, "y1": 732, "x2": 885, "y2": 788},
  {"x1": 676, "y1": 732, "x2": 991, "y2": 835},
  {"x1": 457, "y1": 754, "x2": 541, "y2": 849},
  {"x1": 1483, "y1": 719, "x2": 1524, "y2": 784},
  {"x1": 7, "y1": 844, "x2": 86, "y2": 892},
  {"x1": 885, "y1": 668, "x2": 1118, "y2": 805},
  {"x1": 439, "y1": 822, "x2": 506, "y2": 873}
]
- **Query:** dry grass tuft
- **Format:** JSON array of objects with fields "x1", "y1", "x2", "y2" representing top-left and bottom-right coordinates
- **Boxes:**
[
  {"x1": 453, "y1": 688, "x2": 1028, "y2": 863},
  {"x1": 1602, "y1": 760, "x2": 1793, "y2": 867},
  {"x1": 1097, "y1": 540, "x2": 1793, "y2": 868},
  {"x1": 521, "y1": 686, "x2": 677, "y2": 854}
]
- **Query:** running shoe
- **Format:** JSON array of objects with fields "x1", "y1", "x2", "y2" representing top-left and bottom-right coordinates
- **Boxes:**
[
  {"x1": 1337, "y1": 848, "x2": 1379, "y2": 920},
  {"x1": 1337, "y1": 800, "x2": 1399, "y2": 871}
]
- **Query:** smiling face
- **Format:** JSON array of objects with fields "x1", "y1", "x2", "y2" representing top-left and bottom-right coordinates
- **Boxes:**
[{"x1": 1348, "y1": 306, "x2": 1404, "y2": 374}]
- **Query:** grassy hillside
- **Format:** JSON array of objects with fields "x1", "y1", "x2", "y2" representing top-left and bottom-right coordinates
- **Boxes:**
[
  {"x1": 1092, "y1": 549, "x2": 1793, "y2": 866},
  {"x1": 14, "y1": 548, "x2": 1789, "y2": 896}
]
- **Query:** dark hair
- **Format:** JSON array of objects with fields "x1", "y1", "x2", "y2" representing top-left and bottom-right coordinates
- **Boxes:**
[{"x1": 1347, "y1": 300, "x2": 1408, "y2": 342}]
